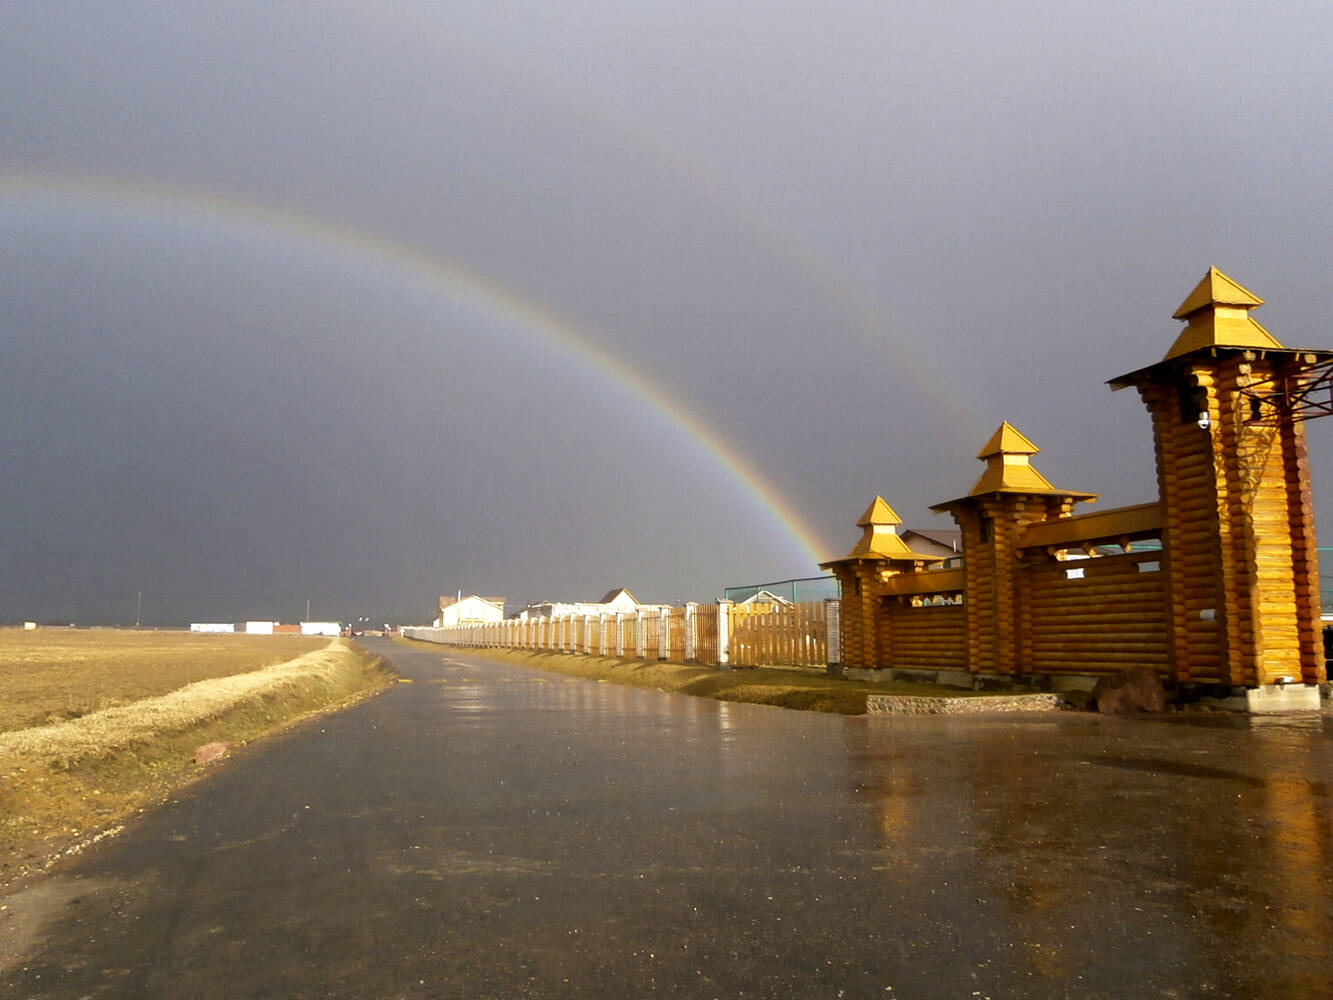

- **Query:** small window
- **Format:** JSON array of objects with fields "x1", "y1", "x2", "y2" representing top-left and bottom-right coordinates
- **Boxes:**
[
  {"x1": 1179, "y1": 383, "x2": 1205, "y2": 424},
  {"x1": 1137, "y1": 560, "x2": 1160, "y2": 573},
  {"x1": 1065, "y1": 567, "x2": 1085, "y2": 580},
  {"x1": 979, "y1": 517, "x2": 993, "y2": 543}
]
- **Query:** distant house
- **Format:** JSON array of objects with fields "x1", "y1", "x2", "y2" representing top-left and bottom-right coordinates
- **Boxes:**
[
  {"x1": 516, "y1": 588, "x2": 660, "y2": 620},
  {"x1": 734, "y1": 589, "x2": 794, "y2": 608},
  {"x1": 899, "y1": 528, "x2": 963, "y2": 561},
  {"x1": 436, "y1": 595, "x2": 506, "y2": 628}
]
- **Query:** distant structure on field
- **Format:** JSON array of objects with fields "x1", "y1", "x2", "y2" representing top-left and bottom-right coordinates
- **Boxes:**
[
  {"x1": 434, "y1": 595, "x2": 506, "y2": 628},
  {"x1": 515, "y1": 588, "x2": 669, "y2": 620},
  {"x1": 189, "y1": 621, "x2": 341, "y2": 636}
]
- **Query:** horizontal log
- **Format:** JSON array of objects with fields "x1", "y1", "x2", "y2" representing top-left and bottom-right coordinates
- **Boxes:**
[
  {"x1": 1029, "y1": 627, "x2": 1168, "y2": 640},
  {"x1": 1170, "y1": 460, "x2": 1216, "y2": 477},
  {"x1": 1031, "y1": 643, "x2": 1169, "y2": 655},
  {"x1": 1029, "y1": 628, "x2": 1169, "y2": 640},
  {"x1": 1028, "y1": 665, "x2": 1166, "y2": 677},
  {"x1": 891, "y1": 643, "x2": 968, "y2": 658},
  {"x1": 889, "y1": 648, "x2": 966, "y2": 660},
  {"x1": 1029, "y1": 600, "x2": 1167, "y2": 616},
  {"x1": 1026, "y1": 582, "x2": 1164, "y2": 596},
  {"x1": 1173, "y1": 524, "x2": 1221, "y2": 537},
  {"x1": 1032, "y1": 654, "x2": 1172, "y2": 665},
  {"x1": 1025, "y1": 589, "x2": 1167, "y2": 603},
  {"x1": 1172, "y1": 533, "x2": 1222, "y2": 546},
  {"x1": 1025, "y1": 575, "x2": 1162, "y2": 587},
  {"x1": 1026, "y1": 606, "x2": 1167, "y2": 618},
  {"x1": 1031, "y1": 655, "x2": 1169, "y2": 668}
]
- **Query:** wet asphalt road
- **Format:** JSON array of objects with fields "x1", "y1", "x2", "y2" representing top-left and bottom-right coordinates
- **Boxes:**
[{"x1": 3, "y1": 638, "x2": 1333, "y2": 999}]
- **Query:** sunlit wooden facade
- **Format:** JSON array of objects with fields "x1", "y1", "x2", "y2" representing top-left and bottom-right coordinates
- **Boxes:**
[{"x1": 823, "y1": 269, "x2": 1329, "y2": 692}]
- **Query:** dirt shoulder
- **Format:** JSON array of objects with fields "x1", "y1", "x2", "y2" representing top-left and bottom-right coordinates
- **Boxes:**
[
  {"x1": 397, "y1": 640, "x2": 1014, "y2": 714},
  {"x1": 0, "y1": 638, "x2": 394, "y2": 887}
]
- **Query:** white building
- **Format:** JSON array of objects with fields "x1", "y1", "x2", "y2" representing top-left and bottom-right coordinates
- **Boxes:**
[
  {"x1": 517, "y1": 588, "x2": 664, "y2": 620},
  {"x1": 435, "y1": 595, "x2": 506, "y2": 628}
]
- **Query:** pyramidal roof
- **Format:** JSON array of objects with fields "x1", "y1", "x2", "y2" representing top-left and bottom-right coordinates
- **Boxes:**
[
  {"x1": 856, "y1": 495, "x2": 901, "y2": 527},
  {"x1": 1172, "y1": 267, "x2": 1263, "y2": 319},
  {"x1": 1163, "y1": 267, "x2": 1284, "y2": 361},
  {"x1": 837, "y1": 495, "x2": 941, "y2": 561},
  {"x1": 976, "y1": 421, "x2": 1039, "y2": 460},
  {"x1": 930, "y1": 423, "x2": 1097, "y2": 503}
]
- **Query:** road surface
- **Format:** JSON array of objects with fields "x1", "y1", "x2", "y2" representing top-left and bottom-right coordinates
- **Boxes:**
[{"x1": 3, "y1": 639, "x2": 1332, "y2": 998}]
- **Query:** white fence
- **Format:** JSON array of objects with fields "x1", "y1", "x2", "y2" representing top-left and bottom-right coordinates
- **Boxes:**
[{"x1": 403, "y1": 599, "x2": 841, "y2": 670}]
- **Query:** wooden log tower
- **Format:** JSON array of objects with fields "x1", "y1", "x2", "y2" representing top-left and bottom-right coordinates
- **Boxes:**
[
  {"x1": 930, "y1": 422, "x2": 1097, "y2": 678},
  {"x1": 1110, "y1": 267, "x2": 1331, "y2": 687}
]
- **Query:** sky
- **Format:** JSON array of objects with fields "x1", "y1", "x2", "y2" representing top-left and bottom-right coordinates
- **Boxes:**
[{"x1": 3, "y1": 2, "x2": 1332, "y2": 626}]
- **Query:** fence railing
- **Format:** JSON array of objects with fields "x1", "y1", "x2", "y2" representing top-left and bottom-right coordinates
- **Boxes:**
[{"x1": 402, "y1": 599, "x2": 840, "y2": 670}]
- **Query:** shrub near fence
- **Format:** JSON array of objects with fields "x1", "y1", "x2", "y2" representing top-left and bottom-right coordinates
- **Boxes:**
[{"x1": 402, "y1": 600, "x2": 838, "y2": 670}]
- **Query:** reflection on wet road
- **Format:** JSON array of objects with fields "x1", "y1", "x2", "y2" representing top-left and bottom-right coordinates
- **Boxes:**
[{"x1": 4, "y1": 640, "x2": 1332, "y2": 998}]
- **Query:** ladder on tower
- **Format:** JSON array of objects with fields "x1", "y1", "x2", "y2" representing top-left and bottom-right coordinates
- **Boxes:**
[{"x1": 1238, "y1": 355, "x2": 1333, "y2": 426}]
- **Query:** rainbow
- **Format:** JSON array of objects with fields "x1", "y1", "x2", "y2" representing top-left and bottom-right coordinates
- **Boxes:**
[{"x1": 0, "y1": 171, "x2": 837, "y2": 566}]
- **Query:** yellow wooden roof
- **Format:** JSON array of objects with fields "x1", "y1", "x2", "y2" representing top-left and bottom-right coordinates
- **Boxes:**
[
  {"x1": 976, "y1": 421, "x2": 1039, "y2": 460},
  {"x1": 1172, "y1": 267, "x2": 1263, "y2": 319},
  {"x1": 825, "y1": 495, "x2": 946, "y2": 563},
  {"x1": 971, "y1": 422, "x2": 1058, "y2": 496},
  {"x1": 931, "y1": 423, "x2": 1096, "y2": 510},
  {"x1": 857, "y1": 495, "x2": 902, "y2": 527},
  {"x1": 968, "y1": 457, "x2": 1058, "y2": 496},
  {"x1": 1163, "y1": 267, "x2": 1284, "y2": 361},
  {"x1": 1111, "y1": 267, "x2": 1333, "y2": 390}
]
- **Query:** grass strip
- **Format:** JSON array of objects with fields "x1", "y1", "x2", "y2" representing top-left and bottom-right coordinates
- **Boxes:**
[
  {"x1": 400, "y1": 642, "x2": 1005, "y2": 714},
  {"x1": 0, "y1": 639, "x2": 394, "y2": 886}
]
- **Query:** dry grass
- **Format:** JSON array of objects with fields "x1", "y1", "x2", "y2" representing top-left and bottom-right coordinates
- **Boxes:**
[
  {"x1": 0, "y1": 633, "x2": 394, "y2": 886},
  {"x1": 0, "y1": 629, "x2": 328, "y2": 734},
  {"x1": 403, "y1": 644, "x2": 999, "y2": 714}
]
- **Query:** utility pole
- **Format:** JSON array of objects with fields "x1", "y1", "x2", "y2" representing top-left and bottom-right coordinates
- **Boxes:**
[
  {"x1": 135, "y1": 591, "x2": 142, "y2": 629},
  {"x1": 305, "y1": 597, "x2": 311, "y2": 622}
]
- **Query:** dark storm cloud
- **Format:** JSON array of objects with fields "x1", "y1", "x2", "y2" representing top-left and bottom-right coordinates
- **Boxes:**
[{"x1": 3, "y1": 1, "x2": 1332, "y2": 623}]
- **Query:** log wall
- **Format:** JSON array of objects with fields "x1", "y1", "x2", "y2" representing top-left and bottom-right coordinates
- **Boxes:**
[
  {"x1": 884, "y1": 601, "x2": 967, "y2": 671},
  {"x1": 1017, "y1": 551, "x2": 1168, "y2": 676}
]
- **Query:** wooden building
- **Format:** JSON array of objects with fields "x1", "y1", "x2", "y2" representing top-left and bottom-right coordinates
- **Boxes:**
[{"x1": 823, "y1": 269, "x2": 1330, "y2": 703}]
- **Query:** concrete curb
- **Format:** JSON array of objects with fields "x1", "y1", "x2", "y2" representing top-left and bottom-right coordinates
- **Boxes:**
[{"x1": 866, "y1": 693, "x2": 1066, "y2": 715}]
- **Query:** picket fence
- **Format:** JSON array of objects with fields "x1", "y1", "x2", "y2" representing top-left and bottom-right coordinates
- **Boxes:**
[{"x1": 403, "y1": 599, "x2": 840, "y2": 670}]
